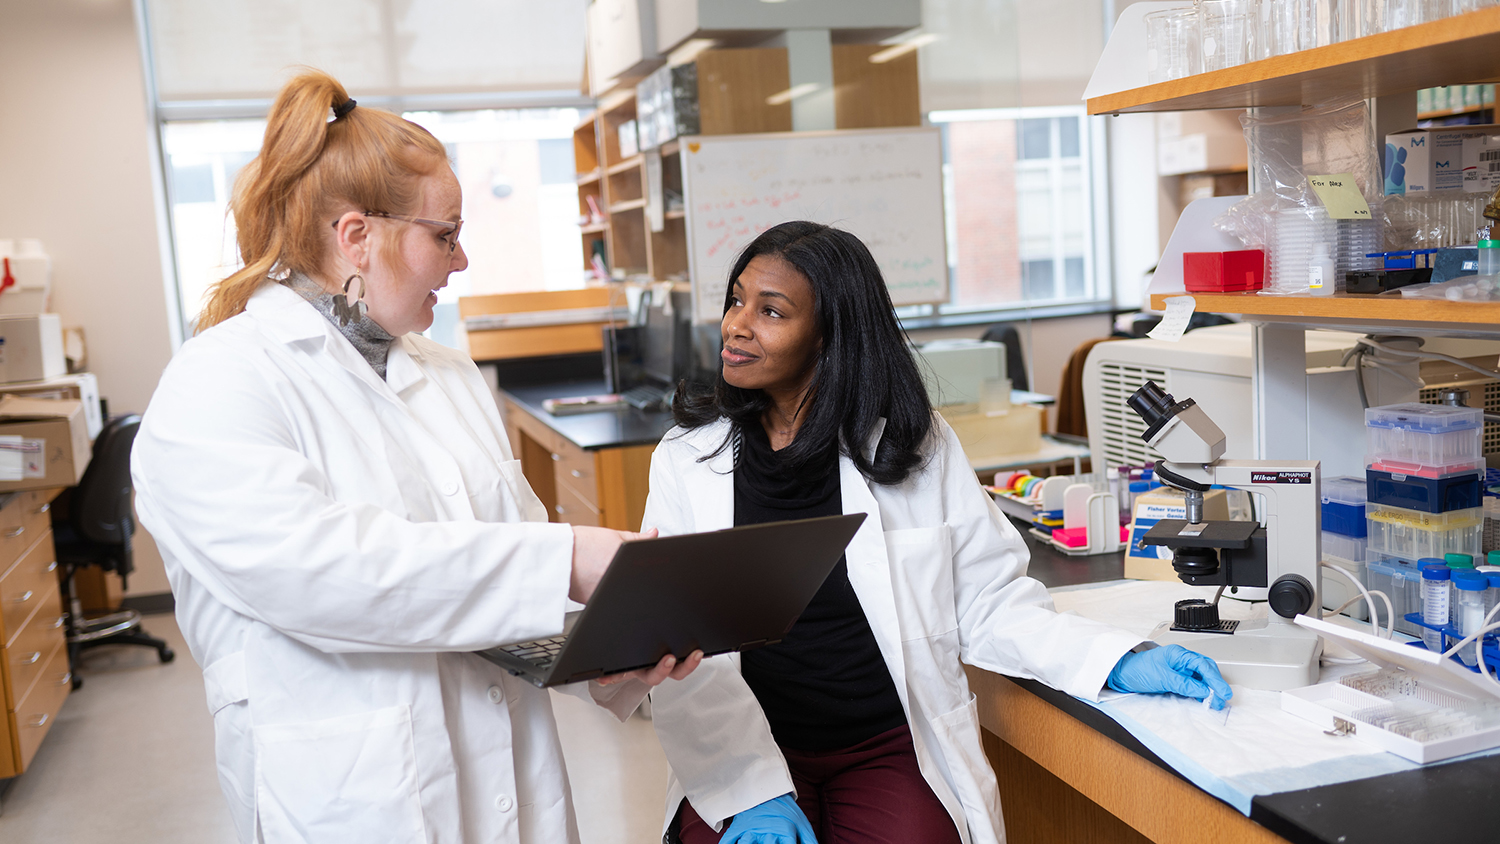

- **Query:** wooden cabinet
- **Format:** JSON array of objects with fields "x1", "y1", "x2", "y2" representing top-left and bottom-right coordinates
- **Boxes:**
[
  {"x1": 0, "y1": 489, "x2": 66, "y2": 777},
  {"x1": 502, "y1": 397, "x2": 653, "y2": 532}
]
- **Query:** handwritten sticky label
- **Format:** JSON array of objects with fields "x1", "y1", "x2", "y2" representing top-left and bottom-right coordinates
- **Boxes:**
[
  {"x1": 1308, "y1": 174, "x2": 1372, "y2": 220},
  {"x1": 1147, "y1": 296, "x2": 1196, "y2": 342}
]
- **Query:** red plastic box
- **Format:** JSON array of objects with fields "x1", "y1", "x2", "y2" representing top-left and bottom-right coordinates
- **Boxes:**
[{"x1": 1183, "y1": 250, "x2": 1265, "y2": 293}]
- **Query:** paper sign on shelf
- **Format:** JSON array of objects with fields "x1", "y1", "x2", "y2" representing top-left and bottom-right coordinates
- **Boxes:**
[
  {"x1": 1147, "y1": 296, "x2": 1196, "y2": 342},
  {"x1": 1308, "y1": 173, "x2": 1372, "y2": 220}
]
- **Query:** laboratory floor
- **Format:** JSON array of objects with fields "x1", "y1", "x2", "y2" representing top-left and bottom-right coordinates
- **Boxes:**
[{"x1": 0, "y1": 613, "x2": 671, "y2": 843}]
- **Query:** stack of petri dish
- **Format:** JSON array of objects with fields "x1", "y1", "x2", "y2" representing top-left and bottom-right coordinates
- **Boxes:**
[{"x1": 1269, "y1": 205, "x2": 1338, "y2": 293}]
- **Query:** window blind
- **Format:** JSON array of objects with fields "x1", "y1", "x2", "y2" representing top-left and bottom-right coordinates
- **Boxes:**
[{"x1": 144, "y1": 0, "x2": 587, "y2": 105}]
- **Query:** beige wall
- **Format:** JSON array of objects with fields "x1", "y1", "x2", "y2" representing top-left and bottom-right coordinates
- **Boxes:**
[{"x1": 0, "y1": 0, "x2": 176, "y2": 595}]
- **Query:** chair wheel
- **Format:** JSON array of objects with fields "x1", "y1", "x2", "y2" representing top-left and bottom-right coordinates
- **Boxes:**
[{"x1": 158, "y1": 647, "x2": 175, "y2": 664}]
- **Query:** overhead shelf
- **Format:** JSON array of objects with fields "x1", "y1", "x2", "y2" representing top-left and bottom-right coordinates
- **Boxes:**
[
  {"x1": 609, "y1": 198, "x2": 647, "y2": 213},
  {"x1": 1150, "y1": 291, "x2": 1500, "y2": 330},
  {"x1": 606, "y1": 157, "x2": 642, "y2": 176},
  {"x1": 576, "y1": 169, "x2": 601, "y2": 186},
  {"x1": 1089, "y1": 8, "x2": 1500, "y2": 115}
]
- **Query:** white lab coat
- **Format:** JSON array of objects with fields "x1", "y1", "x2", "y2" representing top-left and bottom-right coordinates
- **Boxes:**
[
  {"x1": 643, "y1": 416, "x2": 1145, "y2": 844},
  {"x1": 132, "y1": 282, "x2": 644, "y2": 844}
]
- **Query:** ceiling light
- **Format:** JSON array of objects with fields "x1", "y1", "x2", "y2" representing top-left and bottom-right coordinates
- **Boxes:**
[
  {"x1": 766, "y1": 83, "x2": 821, "y2": 106},
  {"x1": 869, "y1": 33, "x2": 941, "y2": 64}
]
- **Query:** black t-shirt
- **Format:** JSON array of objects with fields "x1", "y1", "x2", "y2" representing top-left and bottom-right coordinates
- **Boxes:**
[{"x1": 734, "y1": 423, "x2": 907, "y2": 752}]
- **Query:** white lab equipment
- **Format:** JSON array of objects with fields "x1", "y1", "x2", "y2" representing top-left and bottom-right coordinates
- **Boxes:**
[
  {"x1": 1127, "y1": 380, "x2": 1324, "y2": 690},
  {"x1": 0, "y1": 239, "x2": 52, "y2": 315},
  {"x1": 1308, "y1": 241, "x2": 1335, "y2": 295},
  {"x1": 1422, "y1": 565, "x2": 1451, "y2": 653},
  {"x1": 913, "y1": 339, "x2": 1005, "y2": 409}
]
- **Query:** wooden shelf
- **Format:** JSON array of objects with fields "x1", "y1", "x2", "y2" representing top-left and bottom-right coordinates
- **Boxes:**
[
  {"x1": 606, "y1": 156, "x2": 642, "y2": 176},
  {"x1": 609, "y1": 198, "x2": 647, "y2": 213},
  {"x1": 1089, "y1": 8, "x2": 1500, "y2": 115},
  {"x1": 576, "y1": 169, "x2": 601, "y2": 186},
  {"x1": 664, "y1": 208, "x2": 686, "y2": 220},
  {"x1": 579, "y1": 221, "x2": 607, "y2": 234},
  {"x1": 659, "y1": 139, "x2": 680, "y2": 157},
  {"x1": 1150, "y1": 290, "x2": 1500, "y2": 331}
]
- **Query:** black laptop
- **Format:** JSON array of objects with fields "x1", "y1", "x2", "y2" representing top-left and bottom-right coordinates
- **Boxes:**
[{"x1": 475, "y1": 513, "x2": 866, "y2": 687}]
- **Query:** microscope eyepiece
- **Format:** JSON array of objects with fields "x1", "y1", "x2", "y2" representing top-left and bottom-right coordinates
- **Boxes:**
[
  {"x1": 1127, "y1": 380, "x2": 1199, "y2": 443},
  {"x1": 1126, "y1": 381, "x2": 1175, "y2": 427}
]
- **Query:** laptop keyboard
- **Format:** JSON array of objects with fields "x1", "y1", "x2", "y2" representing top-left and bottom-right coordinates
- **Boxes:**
[{"x1": 498, "y1": 636, "x2": 568, "y2": 670}]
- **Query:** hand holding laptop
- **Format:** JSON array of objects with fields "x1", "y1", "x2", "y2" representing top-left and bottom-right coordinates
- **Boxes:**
[
  {"x1": 571, "y1": 525, "x2": 659, "y2": 603},
  {"x1": 597, "y1": 648, "x2": 704, "y2": 687}
]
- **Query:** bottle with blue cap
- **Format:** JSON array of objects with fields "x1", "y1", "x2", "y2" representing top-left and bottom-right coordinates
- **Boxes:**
[
  {"x1": 1454, "y1": 571, "x2": 1489, "y2": 667},
  {"x1": 1422, "y1": 563, "x2": 1452, "y2": 653}
]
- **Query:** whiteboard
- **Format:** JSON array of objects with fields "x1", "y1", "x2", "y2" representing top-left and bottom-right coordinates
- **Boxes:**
[{"x1": 680, "y1": 127, "x2": 949, "y2": 324}]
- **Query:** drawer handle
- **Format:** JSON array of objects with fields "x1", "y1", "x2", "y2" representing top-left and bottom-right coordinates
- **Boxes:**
[
  {"x1": 554, "y1": 505, "x2": 565, "y2": 515},
  {"x1": 4, "y1": 525, "x2": 24, "y2": 537},
  {"x1": 34, "y1": 502, "x2": 49, "y2": 515},
  {"x1": 52, "y1": 615, "x2": 65, "y2": 629},
  {"x1": 25, "y1": 713, "x2": 48, "y2": 728},
  {"x1": 20, "y1": 651, "x2": 41, "y2": 665},
  {"x1": 571, "y1": 469, "x2": 584, "y2": 478},
  {"x1": 56, "y1": 671, "x2": 72, "y2": 687},
  {"x1": 551, "y1": 453, "x2": 562, "y2": 462},
  {"x1": 46, "y1": 560, "x2": 57, "y2": 573},
  {"x1": 12, "y1": 589, "x2": 33, "y2": 604}
]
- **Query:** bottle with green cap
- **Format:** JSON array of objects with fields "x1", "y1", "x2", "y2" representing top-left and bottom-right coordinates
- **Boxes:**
[
  {"x1": 1490, "y1": 549, "x2": 1500, "y2": 568},
  {"x1": 1445, "y1": 552, "x2": 1475, "y2": 570},
  {"x1": 1480, "y1": 236, "x2": 1500, "y2": 276}
]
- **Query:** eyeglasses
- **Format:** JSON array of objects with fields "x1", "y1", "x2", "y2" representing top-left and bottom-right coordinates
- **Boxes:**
[{"x1": 330, "y1": 211, "x2": 463, "y2": 254}]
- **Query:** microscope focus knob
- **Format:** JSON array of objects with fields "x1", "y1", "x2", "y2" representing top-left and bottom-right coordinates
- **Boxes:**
[
  {"x1": 1268, "y1": 575, "x2": 1316, "y2": 619},
  {"x1": 1173, "y1": 599, "x2": 1221, "y2": 630}
]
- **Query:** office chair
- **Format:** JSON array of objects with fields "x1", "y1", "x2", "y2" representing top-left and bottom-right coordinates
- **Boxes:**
[
  {"x1": 53, "y1": 414, "x2": 173, "y2": 687},
  {"x1": 978, "y1": 322, "x2": 1030, "y2": 392}
]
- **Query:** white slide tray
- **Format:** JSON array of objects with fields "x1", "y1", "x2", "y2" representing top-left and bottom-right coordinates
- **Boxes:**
[{"x1": 1282, "y1": 615, "x2": 1500, "y2": 764}]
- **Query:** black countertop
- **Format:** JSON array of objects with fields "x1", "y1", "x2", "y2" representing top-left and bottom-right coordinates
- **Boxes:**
[
  {"x1": 498, "y1": 380, "x2": 677, "y2": 451},
  {"x1": 1010, "y1": 515, "x2": 1495, "y2": 844}
]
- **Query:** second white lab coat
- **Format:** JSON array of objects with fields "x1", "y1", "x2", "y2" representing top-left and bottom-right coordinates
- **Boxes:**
[
  {"x1": 132, "y1": 282, "x2": 643, "y2": 844},
  {"x1": 643, "y1": 416, "x2": 1145, "y2": 844}
]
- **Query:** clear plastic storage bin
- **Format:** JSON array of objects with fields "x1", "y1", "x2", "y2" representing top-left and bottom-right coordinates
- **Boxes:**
[
  {"x1": 1366, "y1": 558, "x2": 1423, "y2": 637},
  {"x1": 1366, "y1": 468, "x2": 1482, "y2": 514},
  {"x1": 1322, "y1": 476, "x2": 1369, "y2": 537},
  {"x1": 1365, "y1": 503, "x2": 1483, "y2": 563},
  {"x1": 1324, "y1": 530, "x2": 1368, "y2": 564},
  {"x1": 1366, "y1": 403, "x2": 1484, "y2": 478}
]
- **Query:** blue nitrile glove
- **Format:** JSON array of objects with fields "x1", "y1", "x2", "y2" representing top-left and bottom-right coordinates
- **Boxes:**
[
  {"x1": 1107, "y1": 644, "x2": 1234, "y2": 710},
  {"x1": 721, "y1": 793, "x2": 818, "y2": 844}
]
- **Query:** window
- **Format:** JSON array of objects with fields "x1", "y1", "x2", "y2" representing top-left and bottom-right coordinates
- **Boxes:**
[
  {"x1": 923, "y1": 106, "x2": 1109, "y2": 318},
  {"x1": 161, "y1": 108, "x2": 583, "y2": 338}
]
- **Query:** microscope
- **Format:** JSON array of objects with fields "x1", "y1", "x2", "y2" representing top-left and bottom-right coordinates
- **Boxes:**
[{"x1": 1127, "y1": 381, "x2": 1323, "y2": 691}]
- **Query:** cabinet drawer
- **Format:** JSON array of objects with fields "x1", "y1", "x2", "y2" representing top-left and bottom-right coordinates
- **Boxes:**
[
  {"x1": 554, "y1": 481, "x2": 601, "y2": 527},
  {"x1": 553, "y1": 445, "x2": 599, "y2": 508},
  {"x1": 19, "y1": 490, "x2": 56, "y2": 549},
  {"x1": 0, "y1": 493, "x2": 29, "y2": 577},
  {"x1": 4, "y1": 579, "x2": 65, "y2": 711},
  {"x1": 0, "y1": 531, "x2": 57, "y2": 648},
  {"x1": 12, "y1": 639, "x2": 69, "y2": 774}
]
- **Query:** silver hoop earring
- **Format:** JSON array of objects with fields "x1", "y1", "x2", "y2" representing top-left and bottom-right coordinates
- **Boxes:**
[{"x1": 333, "y1": 271, "x2": 367, "y2": 326}]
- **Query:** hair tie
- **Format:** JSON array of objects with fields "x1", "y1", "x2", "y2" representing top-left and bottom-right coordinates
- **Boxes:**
[{"x1": 333, "y1": 98, "x2": 357, "y2": 119}]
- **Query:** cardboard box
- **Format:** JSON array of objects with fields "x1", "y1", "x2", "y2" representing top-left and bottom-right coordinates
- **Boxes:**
[
  {"x1": 1461, "y1": 134, "x2": 1500, "y2": 195},
  {"x1": 0, "y1": 397, "x2": 90, "y2": 492},
  {"x1": 0, "y1": 372, "x2": 102, "y2": 439},
  {"x1": 1385, "y1": 125, "x2": 1500, "y2": 195},
  {"x1": 0, "y1": 314, "x2": 65, "y2": 384}
]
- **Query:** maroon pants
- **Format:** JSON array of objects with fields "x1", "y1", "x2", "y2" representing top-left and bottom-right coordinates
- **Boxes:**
[{"x1": 676, "y1": 725, "x2": 962, "y2": 844}]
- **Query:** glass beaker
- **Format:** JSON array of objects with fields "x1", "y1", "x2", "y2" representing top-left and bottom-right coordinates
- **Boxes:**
[
  {"x1": 1201, "y1": 0, "x2": 1254, "y2": 71},
  {"x1": 1145, "y1": 9, "x2": 1202, "y2": 83}
]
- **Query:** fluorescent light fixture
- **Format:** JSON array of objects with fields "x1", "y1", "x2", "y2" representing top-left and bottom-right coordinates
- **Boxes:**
[
  {"x1": 670, "y1": 38, "x2": 719, "y2": 65},
  {"x1": 766, "y1": 83, "x2": 821, "y2": 106},
  {"x1": 869, "y1": 33, "x2": 941, "y2": 64}
]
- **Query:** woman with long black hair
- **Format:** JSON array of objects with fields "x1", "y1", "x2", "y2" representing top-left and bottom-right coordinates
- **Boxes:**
[{"x1": 643, "y1": 221, "x2": 1231, "y2": 844}]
